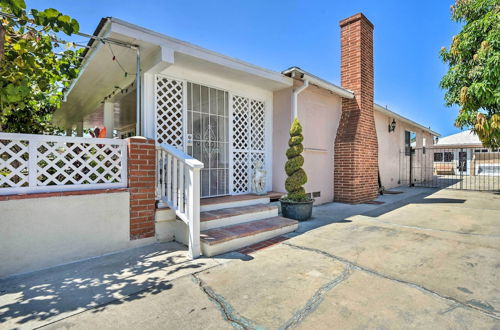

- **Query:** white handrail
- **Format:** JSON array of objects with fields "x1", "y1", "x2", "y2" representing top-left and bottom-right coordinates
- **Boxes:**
[{"x1": 156, "y1": 143, "x2": 203, "y2": 258}]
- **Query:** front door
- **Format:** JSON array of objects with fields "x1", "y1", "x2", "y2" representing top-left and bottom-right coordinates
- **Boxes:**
[
  {"x1": 186, "y1": 82, "x2": 229, "y2": 198},
  {"x1": 155, "y1": 75, "x2": 266, "y2": 198}
]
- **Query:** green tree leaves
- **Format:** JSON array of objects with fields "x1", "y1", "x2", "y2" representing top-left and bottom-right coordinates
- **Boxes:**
[
  {"x1": 0, "y1": 0, "x2": 82, "y2": 133},
  {"x1": 440, "y1": 0, "x2": 500, "y2": 148}
]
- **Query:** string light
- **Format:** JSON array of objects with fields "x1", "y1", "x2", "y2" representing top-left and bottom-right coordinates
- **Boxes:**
[{"x1": 107, "y1": 43, "x2": 136, "y2": 78}]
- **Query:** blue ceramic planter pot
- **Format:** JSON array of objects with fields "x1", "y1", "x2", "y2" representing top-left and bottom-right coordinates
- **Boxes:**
[{"x1": 280, "y1": 199, "x2": 314, "y2": 221}]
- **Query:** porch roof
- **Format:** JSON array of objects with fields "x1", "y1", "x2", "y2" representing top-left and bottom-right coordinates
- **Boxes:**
[{"x1": 54, "y1": 17, "x2": 293, "y2": 128}]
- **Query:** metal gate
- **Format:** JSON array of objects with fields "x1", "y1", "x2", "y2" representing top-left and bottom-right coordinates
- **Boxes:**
[{"x1": 399, "y1": 146, "x2": 500, "y2": 191}]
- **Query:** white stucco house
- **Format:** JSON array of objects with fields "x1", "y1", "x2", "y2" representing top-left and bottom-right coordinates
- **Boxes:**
[
  {"x1": 54, "y1": 15, "x2": 438, "y2": 202},
  {"x1": 1, "y1": 13, "x2": 440, "y2": 277}
]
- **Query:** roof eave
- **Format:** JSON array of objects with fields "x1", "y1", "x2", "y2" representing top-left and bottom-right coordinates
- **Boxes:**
[{"x1": 374, "y1": 103, "x2": 440, "y2": 137}]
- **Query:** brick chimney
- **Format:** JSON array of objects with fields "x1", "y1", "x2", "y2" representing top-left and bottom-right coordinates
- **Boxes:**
[{"x1": 334, "y1": 13, "x2": 379, "y2": 203}]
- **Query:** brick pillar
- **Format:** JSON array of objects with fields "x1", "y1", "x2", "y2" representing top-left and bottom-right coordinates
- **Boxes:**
[
  {"x1": 334, "y1": 13, "x2": 378, "y2": 203},
  {"x1": 127, "y1": 137, "x2": 156, "y2": 239}
]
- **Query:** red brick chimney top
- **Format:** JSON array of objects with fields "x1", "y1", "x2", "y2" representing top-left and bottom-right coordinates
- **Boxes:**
[{"x1": 339, "y1": 12, "x2": 374, "y2": 29}]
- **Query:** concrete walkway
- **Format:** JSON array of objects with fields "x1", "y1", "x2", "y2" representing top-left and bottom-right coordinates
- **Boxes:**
[{"x1": 1, "y1": 188, "x2": 499, "y2": 329}]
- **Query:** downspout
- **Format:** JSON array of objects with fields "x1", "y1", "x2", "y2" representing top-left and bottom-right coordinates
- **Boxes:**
[
  {"x1": 292, "y1": 79, "x2": 309, "y2": 121},
  {"x1": 135, "y1": 47, "x2": 141, "y2": 136}
]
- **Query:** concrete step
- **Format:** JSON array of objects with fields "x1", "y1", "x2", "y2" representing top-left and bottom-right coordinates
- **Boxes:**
[
  {"x1": 200, "y1": 194, "x2": 270, "y2": 212},
  {"x1": 200, "y1": 203, "x2": 278, "y2": 231},
  {"x1": 200, "y1": 216, "x2": 298, "y2": 257}
]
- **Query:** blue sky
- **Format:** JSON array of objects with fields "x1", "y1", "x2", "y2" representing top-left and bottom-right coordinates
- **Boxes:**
[{"x1": 28, "y1": 0, "x2": 462, "y2": 137}]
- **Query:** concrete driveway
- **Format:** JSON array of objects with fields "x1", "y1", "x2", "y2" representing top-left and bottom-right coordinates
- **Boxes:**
[{"x1": 1, "y1": 188, "x2": 499, "y2": 329}]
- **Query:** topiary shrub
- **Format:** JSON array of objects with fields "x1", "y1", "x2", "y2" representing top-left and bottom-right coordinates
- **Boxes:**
[{"x1": 284, "y1": 117, "x2": 309, "y2": 202}]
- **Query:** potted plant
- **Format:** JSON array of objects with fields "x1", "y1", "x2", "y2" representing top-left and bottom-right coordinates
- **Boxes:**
[{"x1": 280, "y1": 117, "x2": 314, "y2": 221}]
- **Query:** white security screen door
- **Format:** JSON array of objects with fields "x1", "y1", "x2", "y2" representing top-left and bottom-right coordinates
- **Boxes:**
[
  {"x1": 186, "y1": 83, "x2": 229, "y2": 197},
  {"x1": 231, "y1": 95, "x2": 265, "y2": 194}
]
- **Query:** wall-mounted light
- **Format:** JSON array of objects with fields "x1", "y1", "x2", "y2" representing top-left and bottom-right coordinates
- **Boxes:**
[{"x1": 388, "y1": 119, "x2": 396, "y2": 132}]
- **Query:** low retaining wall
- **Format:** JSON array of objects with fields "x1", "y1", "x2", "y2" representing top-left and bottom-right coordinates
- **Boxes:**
[{"x1": 0, "y1": 189, "x2": 154, "y2": 278}]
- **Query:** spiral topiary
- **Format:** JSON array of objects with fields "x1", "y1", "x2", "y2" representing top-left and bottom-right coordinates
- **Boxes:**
[{"x1": 284, "y1": 117, "x2": 309, "y2": 202}]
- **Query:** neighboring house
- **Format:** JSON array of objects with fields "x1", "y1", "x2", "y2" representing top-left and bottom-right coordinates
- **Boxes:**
[
  {"x1": 0, "y1": 13, "x2": 439, "y2": 277},
  {"x1": 433, "y1": 130, "x2": 500, "y2": 176}
]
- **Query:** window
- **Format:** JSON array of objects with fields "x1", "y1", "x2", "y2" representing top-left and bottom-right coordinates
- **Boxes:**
[
  {"x1": 481, "y1": 149, "x2": 488, "y2": 153},
  {"x1": 405, "y1": 131, "x2": 416, "y2": 156},
  {"x1": 444, "y1": 152, "x2": 454, "y2": 162},
  {"x1": 434, "y1": 152, "x2": 454, "y2": 162}
]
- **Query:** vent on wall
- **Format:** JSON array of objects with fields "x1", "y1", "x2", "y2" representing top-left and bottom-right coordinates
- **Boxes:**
[{"x1": 312, "y1": 191, "x2": 321, "y2": 198}]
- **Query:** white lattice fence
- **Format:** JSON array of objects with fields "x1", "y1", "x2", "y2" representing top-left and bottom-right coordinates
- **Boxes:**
[
  {"x1": 231, "y1": 95, "x2": 266, "y2": 194},
  {"x1": 0, "y1": 133, "x2": 127, "y2": 195}
]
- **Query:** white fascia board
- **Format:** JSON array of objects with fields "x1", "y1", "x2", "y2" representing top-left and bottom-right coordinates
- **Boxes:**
[
  {"x1": 374, "y1": 103, "x2": 440, "y2": 137},
  {"x1": 282, "y1": 67, "x2": 354, "y2": 99},
  {"x1": 109, "y1": 18, "x2": 292, "y2": 88}
]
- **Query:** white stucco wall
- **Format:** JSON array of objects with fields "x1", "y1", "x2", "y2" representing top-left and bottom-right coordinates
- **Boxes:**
[
  {"x1": 375, "y1": 111, "x2": 434, "y2": 188},
  {"x1": 0, "y1": 191, "x2": 154, "y2": 278},
  {"x1": 273, "y1": 83, "x2": 342, "y2": 205}
]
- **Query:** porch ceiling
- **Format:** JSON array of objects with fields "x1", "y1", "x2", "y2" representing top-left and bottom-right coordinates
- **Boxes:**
[{"x1": 53, "y1": 30, "x2": 156, "y2": 128}]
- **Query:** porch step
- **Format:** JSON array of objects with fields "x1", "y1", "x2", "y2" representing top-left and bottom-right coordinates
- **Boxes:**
[
  {"x1": 201, "y1": 204, "x2": 278, "y2": 231},
  {"x1": 200, "y1": 216, "x2": 298, "y2": 257},
  {"x1": 200, "y1": 194, "x2": 271, "y2": 212}
]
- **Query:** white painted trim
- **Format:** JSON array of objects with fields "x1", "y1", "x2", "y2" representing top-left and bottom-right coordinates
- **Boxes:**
[
  {"x1": 229, "y1": 91, "x2": 235, "y2": 195},
  {"x1": 109, "y1": 18, "x2": 292, "y2": 89},
  {"x1": 200, "y1": 196, "x2": 270, "y2": 212}
]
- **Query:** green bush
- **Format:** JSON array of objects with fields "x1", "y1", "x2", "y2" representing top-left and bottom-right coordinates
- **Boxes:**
[{"x1": 284, "y1": 118, "x2": 309, "y2": 202}]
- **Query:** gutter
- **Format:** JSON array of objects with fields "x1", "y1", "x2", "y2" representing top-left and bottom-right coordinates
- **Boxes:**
[{"x1": 282, "y1": 67, "x2": 354, "y2": 99}]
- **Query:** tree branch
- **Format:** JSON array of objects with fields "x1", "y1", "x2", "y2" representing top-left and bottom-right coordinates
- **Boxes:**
[{"x1": 0, "y1": 22, "x2": 5, "y2": 63}]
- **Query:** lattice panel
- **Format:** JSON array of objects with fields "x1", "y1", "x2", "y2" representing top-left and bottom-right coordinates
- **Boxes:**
[
  {"x1": 156, "y1": 76, "x2": 184, "y2": 148},
  {"x1": 0, "y1": 139, "x2": 29, "y2": 188},
  {"x1": 36, "y1": 141, "x2": 124, "y2": 186},
  {"x1": 232, "y1": 95, "x2": 249, "y2": 151},
  {"x1": 232, "y1": 151, "x2": 249, "y2": 194},
  {"x1": 250, "y1": 100, "x2": 265, "y2": 151}
]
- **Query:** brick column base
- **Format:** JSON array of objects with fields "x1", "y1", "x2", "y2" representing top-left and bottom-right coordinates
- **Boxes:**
[{"x1": 127, "y1": 137, "x2": 156, "y2": 239}]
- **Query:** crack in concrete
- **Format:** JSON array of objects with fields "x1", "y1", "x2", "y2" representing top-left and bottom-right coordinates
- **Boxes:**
[
  {"x1": 361, "y1": 217, "x2": 500, "y2": 239},
  {"x1": 279, "y1": 264, "x2": 353, "y2": 330},
  {"x1": 191, "y1": 274, "x2": 265, "y2": 330},
  {"x1": 283, "y1": 242, "x2": 500, "y2": 321}
]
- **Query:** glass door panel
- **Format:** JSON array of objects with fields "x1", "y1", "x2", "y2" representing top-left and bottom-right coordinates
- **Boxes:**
[{"x1": 187, "y1": 82, "x2": 229, "y2": 197}]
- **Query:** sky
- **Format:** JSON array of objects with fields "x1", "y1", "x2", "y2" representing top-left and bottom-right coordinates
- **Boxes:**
[{"x1": 27, "y1": 0, "x2": 463, "y2": 137}]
